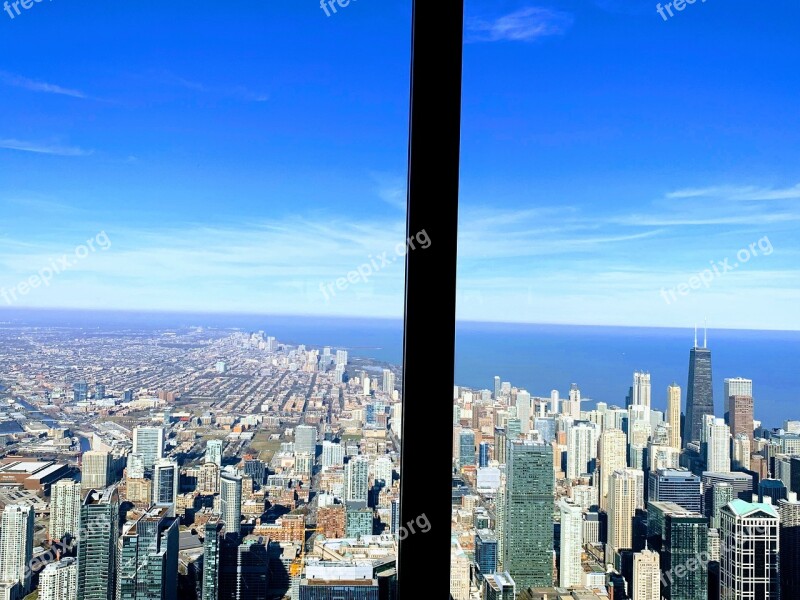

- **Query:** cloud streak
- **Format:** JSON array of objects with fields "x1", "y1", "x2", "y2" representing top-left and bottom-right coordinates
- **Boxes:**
[
  {"x1": 0, "y1": 71, "x2": 86, "y2": 99},
  {"x1": 466, "y1": 7, "x2": 574, "y2": 43},
  {"x1": 0, "y1": 139, "x2": 92, "y2": 157}
]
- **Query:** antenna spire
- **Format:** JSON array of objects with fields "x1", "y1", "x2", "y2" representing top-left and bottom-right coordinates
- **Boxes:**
[
  {"x1": 704, "y1": 318, "x2": 708, "y2": 349},
  {"x1": 694, "y1": 324, "x2": 698, "y2": 348}
]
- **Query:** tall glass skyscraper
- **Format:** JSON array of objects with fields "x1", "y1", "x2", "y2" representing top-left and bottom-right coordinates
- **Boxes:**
[
  {"x1": 118, "y1": 506, "x2": 179, "y2": 600},
  {"x1": 77, "y1": 487, "x2": 119, "y2": 600},
  {"x1": 684, "y1": 336, "x2": 714, "y2": 446},
  {"x1": 220, "y1": 473, "x2": 243, "y2": 542},
  {"x1": 202, "y1": 518, "x2": 224, "y2": 600},
  {"x1": 503, "y1": 441, "x2": 554, "y2": 589},
  {"x1": 458, "y1": 429, "x2": 476, "y2": 469},
  {"x1": 663, "y1": 511, "x2": 708, "y2": 600}
]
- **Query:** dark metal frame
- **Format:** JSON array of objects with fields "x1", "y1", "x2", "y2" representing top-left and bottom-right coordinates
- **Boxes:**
[{"x1": 398, "y1": 0, "x2": 464, "y2": 597}]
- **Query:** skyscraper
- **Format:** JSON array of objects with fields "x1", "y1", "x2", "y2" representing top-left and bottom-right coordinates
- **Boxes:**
[
  {"x1": 205, "y1": 439, "x2": 224, "y2": 466},
  {"x1": 321, "y1": 441, "x2": 345, "y2": 469},
  {"x1": 118, "y1": 505, "x2": 179, "y2": 600},
  {"x1": 82, "y1": 450, "x2": 112, "y2": 489},
  {"x1": 458, "y1": 429, "x2": 476, "y2": 470},
  {"x1": 345, "y1": 456, "x2": 370, "y2": 504},
  {"x1": 133, "y1": 427, "x2": 165, "y2": 470},
  {"x1": 0, "y1": 505, "x2": 34, "y2": 594},
  {"x1": 566, "y1": 421, "x2": 598, "y2": 480},
  {"x1": 483, "y1": 572, "x2": 516, "y2": 600},
  {"x1": 631, "y1": 371, "x2": 652, "y2": 411},
  {"x1": 558, "y1": 498, "x2": 583, "y2": 588},
  {"x1": 606, "y1": 468, "x2": 645, "y2": 568},
  {"x1": 39, "y1": 558, "x2": 78, "y2": 600},
  {"x1": 648, "y1": 469, "x2": 702, "y2": 513},
  {"x1": 220, "y1": 473, "x2": 243, "y2": 541},
  {"x1": 515, "y1": 390, "x2": 531, "y2": 434},
  {"x1": 729, "y1": 395, "x2": 754, "y2": 443},
  {"x1": 152, "y1": 459, "x2": 180, "y2": 510},
  {"x1": 720, "y1": 500, "x2": 780, "y2": 600},
  {"x1": 704, "y1": 416, "x2": 731, "y2": 473},
  {"x1": 663, "y1": 510, "x2": 708, "y2": 600},
  {"x1": 778, "y1": 498, "x2": 800, "y2": 600},
  {"x1": 77, "y1": 487, "x2": 119, "y2": 600},
  {"x1": 599, "y1": 429, "x2": 627, "y2": 511},
  {"x1": 475, "y1": 529, "x2": 498, "y2": 577},
  {"x1": 632, "y1": 547, "x2": 660, "y2": 600},
  {"x1": 667, "y1": 383, "x2": 682, "y2": 449},
  {"x1": 202, "y1": 518, "x2": 224, "y2": 600},
  {"x1": 493, "y1": 376, "x2": 501, "y2": 400},
  {"x1": 382, "y1": 368, "x2": 395, "y2": 393},
  {"x1": 294, "y1": 425, "x2": 317, "y2": 456},
  {"x1": 479, "y1": 441, "x2": 490, "y2": 467},
  {"x1": 503, "y1": 441, "x2": 554, "y2": 589},
  {"x1": 723, "y1": 377, "x2": 752, "y2": 424},
  {"x1": 236, "y1": 538, "x2": 269, "y2": 600},
  {"x1": 684, "y1": 332, "x2": 713, "y2": 446},
  {"x1": 49, "y1": 479, "x2": 81, "y2": 541}
]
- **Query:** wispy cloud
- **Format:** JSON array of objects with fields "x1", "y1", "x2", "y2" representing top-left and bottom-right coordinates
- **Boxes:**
[
  {"x1": 371, "y1": 173, "x2": 407, "y2": 210},
  {"x1": 466, "y1": 7, "x2": 574, "y2": 43},
  {"x1": 174, "y1": 76, "x2": 270, "y2": 102},
  {"x1": 667, "y1": 184, "x2": 800, "y2": 202},
  {"x1": 0, "y1": 71, "x2": 86, "y2": 99},
  {"x1": 0, "y1": 139, "x2": 92, "y2": 157}
]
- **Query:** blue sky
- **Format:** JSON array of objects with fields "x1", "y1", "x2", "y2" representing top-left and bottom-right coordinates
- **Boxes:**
[{"x1": 1, "y1": 0, "x2": 799, "y2": 329}]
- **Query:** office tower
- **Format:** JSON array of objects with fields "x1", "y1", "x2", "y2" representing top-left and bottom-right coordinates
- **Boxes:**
[
  {"x1": 345, "y1": 456, "x2": 370, "y2": 504},
  {"x1": 534, "y1": 417, "x2": 556, "y2": 444},
  {"x1": 516, "y1": 390, "x2": 531, "y2": 434},
  {"x1": 483, "y1": 572, "x2": 515, "y2": 600},
  {"x1": 295, "y1": 452, "x2": 314, "y2": 476},
  {"x1": 759, "y1": 479, "x2": 788, "y2": 504},
  {"x1": 667, "y1": 384, "x2": 682, "y2": 449},
  {"x1": 709, "y1": 483, "x2": 734, "y2": 529},
  {"x1": 493, "y1": 376, "x2": 501, "y2": 400},
  {"x1": 724, "y1": 377, "x2": 752, "y2": 424},
  {"x1": 321, "y1": 441, "x2": 345, "y2": 469},
  {"x1": 550, "y1": 389, "x2": 560, "y2": 415},
  {"x1": 458, "y1": 429, "x2": 476, "y2": 470},
  {"x1": 205, "y1": 439, "x2": 224, "y2": 466},
  {"x1": 778, "y1": 499, "x2": 800, "y2": 599},
  {"x1": 606, "y1": 468, "x2": 645, "y2": 568},
  {"x1": 558, "y1": 498, "x2": 583, "y2": 588},
  {"x1": 39, "y1": 558, "x2": 78, "y2": 600},
  {"x1": 684, "y1": 333, "x2": 713, "y2": 446},
  {"x1": 202, "y1": 518, "x2": 224, "y2": 600},
  {"x1": 82, "y1": 450, "x2": 111, "y2": 489},
  {"x1": 118, "y1": 506, "x2": 179, "y2": 600},
  {"x1": 503, "y1": 441, "x2": 554, "y2": 589},
  {"x1": 704, "y1": 417, "x2": 731, "y2": 473},
  {"x1": 663, "y1": 511, "x2": 708, "y2": 600},
  {"x1": 49, "y1": 478, "x2": 81, "y2": 541},
  {"x1": 220, "y1": 473, "x2": 243, "y2": 541},
  {"x1": 599, "y1": 429, "x2": 627, "y2": 511},
  {"x1": 720, "y1": 500, "x2": 780, "y2": 600},
  {"x1": 479, "y1": 441, "x2": 490, "y2": 467},
  {"x1": 243, "y1": 459, "x2": 265, "y2": 486},
  {"x1": 732, "y1": 433, "x2": 751, "y2": 471},
  {"x1": 631, "y1": 371, "x2": 652, "y2": 410},
  {"x1": 152, "y1": 459, "x2": 180, "y2": 509},
  {"x1": 506, "y1": 417, "x2": 521, "y2": 442},
  {"x1": 294, "y1": 425, "x2": 317, "y2": 456},
  {"x1": 703, "y1": 471, "x2": 753, "y2": 502},
  {"x1": 236, "y1": 538, "x2": 269, "y2": 600},
  {"x1": 475, "y1": 529, "x2": 498, "y2": 577},
  {"x1": 566, "y1": 421, "x2": 598, "y2": 480},
  {"x1": 127, "y1": 453, "x2": 146, "y2": 479},
  {"x1": 133, "y1": 427, "x2": 165, "y2": 470},
  {"x1": 73, "y1": 381, "x2": 89, "y2": 402},
  {"x1": 648, "y1": 469, "x2": 702, "y2": 513},
  {"x1": 0, "y1": 505, "x2": 34, "y2": 593},
  {"x1": 78, "y1": 487, "x2": 119, "y2": 600},
  {"x1": 632, "y1": 547, "x2": 660, "y2": 600},
  {"x1": 382, "y1": 368, "x2": 395, "y2": 393},
  {"x1": 729, "y1": 395, "x2": 754, "y2": 443},
  {"x1": 362, "y1": 375, "x2": 371, "y2": 396}
]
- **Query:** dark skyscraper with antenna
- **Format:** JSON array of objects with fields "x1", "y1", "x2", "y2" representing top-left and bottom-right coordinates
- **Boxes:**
[{"x1": 684, "y1": 326, "x2": 714, "y2": 446}]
